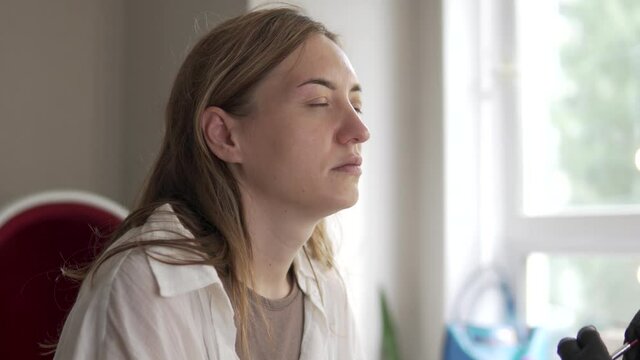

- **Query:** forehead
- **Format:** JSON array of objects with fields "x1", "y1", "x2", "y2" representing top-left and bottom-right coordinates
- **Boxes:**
[{"x1": 264, "y1": 34, "x2": 359, "y2": 92}]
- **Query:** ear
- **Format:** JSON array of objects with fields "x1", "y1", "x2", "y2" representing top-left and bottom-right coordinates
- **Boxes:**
[{"x1": 200, "y1": 106, "x2": 243, "y2": 163}]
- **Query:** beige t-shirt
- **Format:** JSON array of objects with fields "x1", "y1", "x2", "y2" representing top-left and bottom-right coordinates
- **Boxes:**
[{"x1": 231, "y1": 276, "x2": 305, "y2": 360}]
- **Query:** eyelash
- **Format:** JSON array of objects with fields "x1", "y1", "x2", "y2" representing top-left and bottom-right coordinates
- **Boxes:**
[{"x1": 308, "y1": 103, "x2": 363, "y2": 114}]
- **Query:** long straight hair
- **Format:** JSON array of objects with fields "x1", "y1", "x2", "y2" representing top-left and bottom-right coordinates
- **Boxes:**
[{"x1": 70, "y1": 7, "x2": 337, "y2": 358}]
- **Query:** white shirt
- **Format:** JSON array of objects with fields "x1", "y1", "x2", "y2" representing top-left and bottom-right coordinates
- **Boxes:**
[{"x1": 54, "y1": 204, "x2": 363, "y2": 360}]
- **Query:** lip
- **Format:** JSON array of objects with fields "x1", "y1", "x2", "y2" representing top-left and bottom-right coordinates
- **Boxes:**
[{"x1": 332, "y1": 155, "x2": 363, "y2": 174}]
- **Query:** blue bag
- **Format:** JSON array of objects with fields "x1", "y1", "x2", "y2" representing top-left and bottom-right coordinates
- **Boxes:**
[{"x1": 443, "y1": 269, "x2": 548, "y2": 360}]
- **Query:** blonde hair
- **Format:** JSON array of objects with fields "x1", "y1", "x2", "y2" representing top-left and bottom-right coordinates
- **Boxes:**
[{"x1": 68, "y1": 6, "x2": 337, "y2": 358}]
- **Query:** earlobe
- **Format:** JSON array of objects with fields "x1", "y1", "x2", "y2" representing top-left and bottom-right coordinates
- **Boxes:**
[{"x1": 200, "y1": 106, "x2": 242, "y2": 163}]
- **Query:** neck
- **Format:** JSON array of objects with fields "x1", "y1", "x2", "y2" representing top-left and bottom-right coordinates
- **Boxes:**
[{"x1": 242, "y1": 192, "x2": 318, "y2": 300}]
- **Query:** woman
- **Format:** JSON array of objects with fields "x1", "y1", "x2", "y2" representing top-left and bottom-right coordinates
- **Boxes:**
[
  {"x1": 54, "y1": 7, "x2": 369, "y2": 360},
  {"x1": 557, "y1": 310, "x2": 640, "y2": 360}
]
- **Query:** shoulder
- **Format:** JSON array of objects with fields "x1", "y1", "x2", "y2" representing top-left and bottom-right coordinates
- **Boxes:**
[
  {"x1": 55, "y1": 244, "x2": 163, "y2": 359},
  {"x1": 56, "y1": 206, "x2": 216, "y2": 359},
  {"x1": 98, "y1": 204, "x2": 221, "y2": 300},
  {"x1": 70, "y1": 238, "x2": 181, "y2": 327},
  {"x1": 64, "y1": 203, "x2": 205, "y2": 328}
]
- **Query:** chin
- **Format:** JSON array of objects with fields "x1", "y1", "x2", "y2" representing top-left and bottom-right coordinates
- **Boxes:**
[
  {"x1": 308, "y1": 186, "x2": 360, "y2": 218},
  {"x1": 326, "y1": 191, "x2": 359, "y2": 214}
]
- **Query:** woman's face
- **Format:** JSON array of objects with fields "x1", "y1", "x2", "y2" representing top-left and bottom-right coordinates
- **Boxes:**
[{"x1": 234, "y1": 34, "x2": 369, "y2": 219}]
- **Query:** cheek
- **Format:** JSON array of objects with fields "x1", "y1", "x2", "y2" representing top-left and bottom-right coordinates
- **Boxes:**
[
  {"x1": 290, "y1": 123, "x2": 332, "y2": 163},
  {"x1": 241, "y1": 110, "x2": 335, "y2": 176},
  {"x1": 278, "y1": 132, "x2": 326, "y2": 173}
]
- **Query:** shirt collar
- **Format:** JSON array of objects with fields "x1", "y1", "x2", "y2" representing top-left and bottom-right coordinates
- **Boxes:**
[
  {"x1": 143, "y1": 204, "x2": 221, "y2": 297},
  {"x1": 142, "y1": 203, "x2": 328, "y2": 314},
  {"x1": 292, "y1": 249, "x2": 329, "y2": 319}
]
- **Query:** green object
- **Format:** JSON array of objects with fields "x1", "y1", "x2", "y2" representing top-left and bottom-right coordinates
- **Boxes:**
[
  {"x1": 380, "y1": 289, "x2": 402, "y2": 360},
  {"x1": 552, "y1": 0, "x2": 640, "y2": 206}
]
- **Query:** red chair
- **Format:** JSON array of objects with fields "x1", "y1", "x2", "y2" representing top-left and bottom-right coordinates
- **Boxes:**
[{"x1": 0, "y1": 191, "x2": 128, "y2": 360}]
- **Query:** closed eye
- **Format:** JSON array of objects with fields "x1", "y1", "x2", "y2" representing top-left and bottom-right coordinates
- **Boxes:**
[
  {"x1": 308, "y1": 103, "x2": 329, "y2": 107},
  {"x1": 307, "y1": 102, "x2": 362, "y2": 114}
]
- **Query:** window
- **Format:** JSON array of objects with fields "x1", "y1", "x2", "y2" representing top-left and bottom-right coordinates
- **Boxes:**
[
  {"x1": 478, "y1": 0, "x2": 640, "y2": 356},
  {"x1": 518, "y1": 0, "x2": 640, "y2": 216}
]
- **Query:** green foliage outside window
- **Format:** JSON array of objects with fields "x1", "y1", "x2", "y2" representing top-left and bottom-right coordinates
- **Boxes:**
[{"x1": 553, "y1": 0, "x2": 640, "y2": 205}]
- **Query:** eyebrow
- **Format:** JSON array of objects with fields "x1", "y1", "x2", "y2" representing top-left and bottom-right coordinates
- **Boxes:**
[{"x1": 296, "y1": 78, "x2": 362, "y2": 93}]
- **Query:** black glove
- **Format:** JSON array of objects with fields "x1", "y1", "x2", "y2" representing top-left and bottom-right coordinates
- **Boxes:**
[
  {"x1": 624, "y1": 309, "x2": 640, "y2": 360},
  {"x1": 557, "y1": 326, "x2": 610, "y2": 360}
]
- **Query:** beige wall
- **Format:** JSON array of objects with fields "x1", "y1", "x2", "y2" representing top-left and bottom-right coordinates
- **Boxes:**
[
  {"x1": 0, "y1": 0, "x2": 245, "y2": 208},
  {"x1": 122, "y1": 0, "x2": 244, "y2": 205},
  {"x1": 0, "y1": 1, "x2": 125, "y2": 205}
]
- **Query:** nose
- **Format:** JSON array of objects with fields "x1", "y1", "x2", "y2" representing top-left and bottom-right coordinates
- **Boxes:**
[{"x1": 337, "y1": 106, "x2": 370, "y2": 145}]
